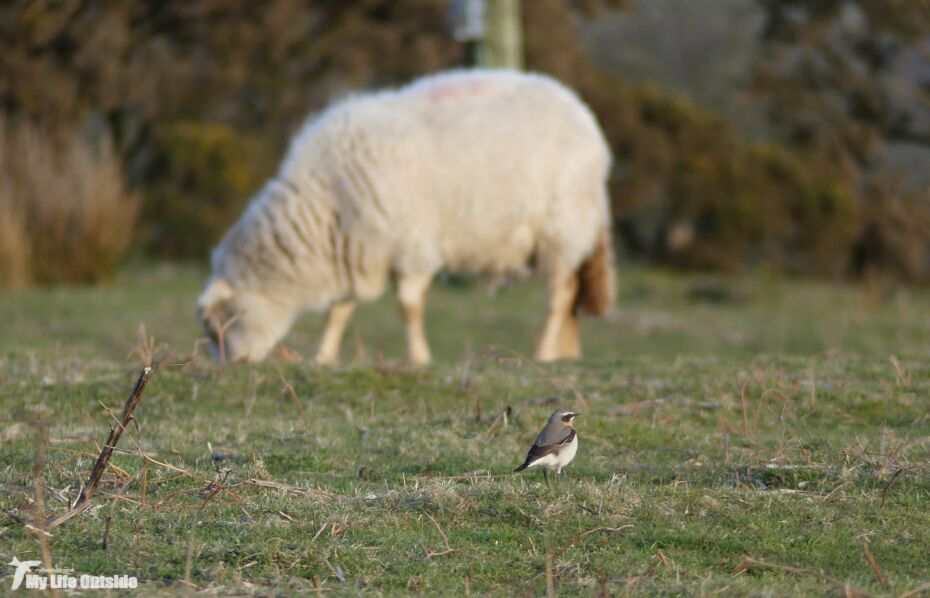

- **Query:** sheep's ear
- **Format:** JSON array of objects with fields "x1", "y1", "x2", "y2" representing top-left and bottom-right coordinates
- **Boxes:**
[{"x1": 197, "y1": 278, "x2": 233, "y2": 313}]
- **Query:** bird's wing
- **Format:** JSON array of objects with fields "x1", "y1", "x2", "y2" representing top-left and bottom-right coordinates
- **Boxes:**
[
  {"x1": 535, "y1": 421, "x2": 574, "y2": 447},
  {"x1": 520, "y1": 428, "x2": 575, "y2": 466}
]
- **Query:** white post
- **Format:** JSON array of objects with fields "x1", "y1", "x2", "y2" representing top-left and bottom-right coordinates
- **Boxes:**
[{"x1": 482, "y1": 0, "x2": 523, "y2": 70}]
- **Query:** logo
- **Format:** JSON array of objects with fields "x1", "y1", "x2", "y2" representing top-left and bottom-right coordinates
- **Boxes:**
[
  {"x1": 7, "y1": 557, "x2": 138, "y2": 591},
  {"x1": 8, "y1": 558, "x2": 41, "y2": 591}
]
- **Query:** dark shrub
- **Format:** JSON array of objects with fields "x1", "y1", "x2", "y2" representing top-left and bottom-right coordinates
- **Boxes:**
[{"x1": 144, "y1": 122, "x2": 273, "y2": 258}]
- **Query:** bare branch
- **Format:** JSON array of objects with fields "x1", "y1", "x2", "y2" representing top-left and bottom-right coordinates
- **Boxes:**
[{"x1": 45, "y1": 366, "x2": 154, "y2": 529}]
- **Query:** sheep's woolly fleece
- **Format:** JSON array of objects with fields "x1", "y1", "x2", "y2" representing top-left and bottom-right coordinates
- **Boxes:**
[{"x1": 199, "y1": 69, "x2": 613, "y2": 362}]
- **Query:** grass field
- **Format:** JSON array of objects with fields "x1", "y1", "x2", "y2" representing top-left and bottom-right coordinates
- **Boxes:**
[{"x1": 1, "y1": 265, "x2": 929, "y2": 595}]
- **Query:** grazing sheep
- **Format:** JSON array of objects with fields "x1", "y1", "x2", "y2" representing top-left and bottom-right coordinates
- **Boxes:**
[{"x1": 198, "y1": 69, "x2": 615, "y2": 365}]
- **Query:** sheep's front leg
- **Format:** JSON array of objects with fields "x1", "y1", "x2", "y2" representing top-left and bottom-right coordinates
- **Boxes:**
[
  {"x1": 315, "y1": 299, "x2": 356, "y2": 365},
  {"x1": 535, "y1": 268, "x2": 579, "y2": 362},
  {"x1": 397, "y1": 273, "x2": 432, "y2": 365}
]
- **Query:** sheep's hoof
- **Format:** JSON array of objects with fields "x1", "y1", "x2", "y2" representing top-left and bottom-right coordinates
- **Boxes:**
[
  {"x1": 534, "y1": 350, "x2": 558, "y2": 362},
  {"x1": 314, "y1": 353, "x2": 339, "y2": 367},
  {"x1": 534, "y1": 352, "x2": 579, "y2": 363},
  {"x1": 408, "y1": 353, "x2": 432, "y2": 366}
]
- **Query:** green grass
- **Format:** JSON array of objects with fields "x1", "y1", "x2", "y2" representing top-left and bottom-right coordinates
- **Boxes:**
[{"x1": 1, "y1": 265, "x2": 929, "y2": 595}]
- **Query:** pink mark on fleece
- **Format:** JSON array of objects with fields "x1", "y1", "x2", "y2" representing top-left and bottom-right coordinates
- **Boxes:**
[{"x1": 425, "y1": 79, "x2": 494, "y2": 103}]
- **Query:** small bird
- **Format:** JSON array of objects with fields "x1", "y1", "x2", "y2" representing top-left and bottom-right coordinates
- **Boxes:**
[{"x1": 514, "y1": 409, "x2": 580, "y2": 487}]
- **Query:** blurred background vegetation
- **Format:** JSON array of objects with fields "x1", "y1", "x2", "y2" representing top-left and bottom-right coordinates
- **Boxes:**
[{"x1": 0, "y1": 0, "x2": 928, "y2": 289}]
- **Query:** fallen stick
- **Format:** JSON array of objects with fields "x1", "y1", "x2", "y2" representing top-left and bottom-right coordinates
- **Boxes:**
[{"x1": 46, "y1": 366, "x2": 154, "y2": 529}]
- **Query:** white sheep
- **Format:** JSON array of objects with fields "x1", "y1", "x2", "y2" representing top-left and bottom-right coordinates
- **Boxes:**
[{"x1": 198, "y1": 69, "x2": 615, "y2": 365}]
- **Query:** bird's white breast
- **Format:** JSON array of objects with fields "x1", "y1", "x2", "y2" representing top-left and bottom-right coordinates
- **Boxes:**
[
  {"x1": 527, "y1": 434, "x2": 578, "y2": 473},
  {"x1": 557, "y1": 435, "x2": 578, "y2": 472}
]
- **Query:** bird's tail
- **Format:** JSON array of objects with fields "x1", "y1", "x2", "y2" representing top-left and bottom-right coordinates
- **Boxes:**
[{"x1": 513, "y1": 461, "x2": 529, "y2": 473}]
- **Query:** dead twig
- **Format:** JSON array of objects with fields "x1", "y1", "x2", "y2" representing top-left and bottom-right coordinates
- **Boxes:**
[
  {"x1": 821, "y1": 481, "x2": 851, "y2": 504},
  {"x1": 545, "y1": 552, "x2": 555, "y2": 598},
  {"x1": 880, "y1": 468, "x2": 906, "y2": 508},
  {"x1": 4, "y1": 509, "x2": 26, "y2": 524},
  {"x1": 184, "y1": 468, "x2": 230, "y2": 587},
  {"x1": 899, "y1": 582, "x2": 930, "y2": 598},
  {"x1": 102, "y1": 474, "x2": 138, "y2": 549},
  {"x1": 27, "y1": 418, "x2": 59, "y2": 597},
  {"x1": 424, "y1": 512, "x2": 453, "y2": 558},
  {"x1": 861, "y1": 543, "x2": 888, "y2": 588},
  {"x1": 740, "y1": 384, "x2": 752, "y2": 443},
  {"x1": 45, "y1": 366, "x2": 154, "y2": 529},
  {"x1": 278, "y1": 371, "x2": 307, "y2": 422},
  {"x1": 127, "y1": 323, "x2": 156, "y2": 367},
  {"x1": 656, "y1": 549, "x2": 671, "y2": 571},
  {"x1": 197, "y1": 468, "x2": 231, "y2": 502}
]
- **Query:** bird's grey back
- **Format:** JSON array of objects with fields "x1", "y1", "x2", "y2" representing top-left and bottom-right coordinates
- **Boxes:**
[{"x1": 535, "y1": 410, "x2": 573, "y2": 445}]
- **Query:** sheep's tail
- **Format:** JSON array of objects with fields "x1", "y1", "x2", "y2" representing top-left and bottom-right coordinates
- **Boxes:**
[{"x1": 575, "y1": 227, "x2": 615, "y2": 316}]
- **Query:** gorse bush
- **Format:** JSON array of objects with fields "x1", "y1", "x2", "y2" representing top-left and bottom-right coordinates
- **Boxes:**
[
  {"x1": 853, "y1": 181, "x2": 930, "y2": 283},
  {"x1": 0, "y1": 119, "x2": 138, "y2": 288},
  {"x1": 144, "y1": 121, "x2": 272, "y2": 258},
  {"x1": 588, "y1": 77, "x2": 924, "y2": 280},
  {"x1": 1, "y1": 0, "x2": 926, "y2": 283},
  {"x1": 523, "y1": 0, "x2": 929, "y2": 282}
]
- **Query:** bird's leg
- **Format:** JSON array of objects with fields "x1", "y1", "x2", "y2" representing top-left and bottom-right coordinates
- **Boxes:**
[{"x1": 543, "y1": 469, "x2": 550, "y2": 489}]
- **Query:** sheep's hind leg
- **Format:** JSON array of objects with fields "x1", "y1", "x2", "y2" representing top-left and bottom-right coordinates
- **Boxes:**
[
  {"x1": 315, "y1": 300, "x2": 356, "y2": 365},
  {"x1": 397, "y1": 273, "x2": 432, "y2": 365},
  {"x1": 557, "y1": 303, "x2": 581, "y2": 360},
  {"x1": 535, "y1": 266, "x2": 579, "y2": 362}
]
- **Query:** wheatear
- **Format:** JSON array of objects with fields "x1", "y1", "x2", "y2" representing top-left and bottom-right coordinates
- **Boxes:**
[{"x1": 514, "y1": 409, "x2": 580, "y2": 487}]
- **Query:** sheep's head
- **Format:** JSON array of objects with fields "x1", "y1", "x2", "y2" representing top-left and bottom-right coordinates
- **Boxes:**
[{"x1": 196, "y1": 278, "x2": 293, "y2": 363}]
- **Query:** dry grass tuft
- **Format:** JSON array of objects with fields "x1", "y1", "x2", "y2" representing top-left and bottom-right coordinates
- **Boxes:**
[
  {"x1": 0, "y1": 195, "x2": 31, "y2": 289},
  {"x1": 0, "y1": 118, "x2": 138, "y2": 288}
]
